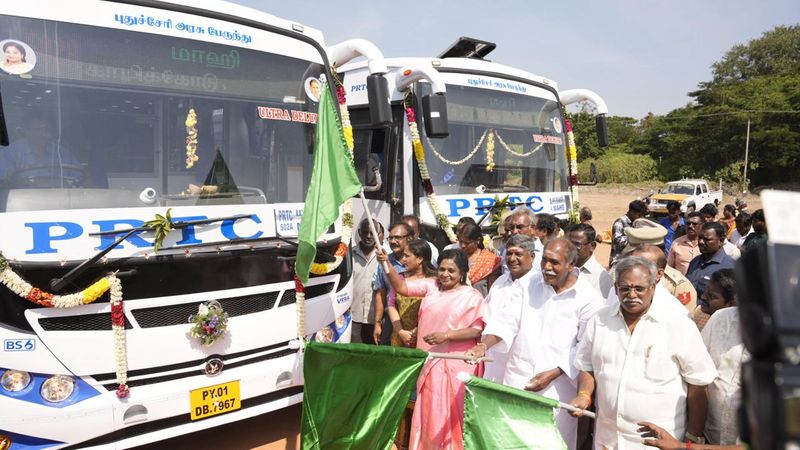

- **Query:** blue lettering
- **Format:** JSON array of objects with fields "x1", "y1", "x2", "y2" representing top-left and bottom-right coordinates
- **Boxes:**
[
  {"x1": 92, "y1": 220, "x2": 153, "y2": 250},
  {"x1": 25, "y1": 222, "x2": 83, "y2": 254},
  {"x1": 446, "y1": 199, "x2": 470, "y2": 217},
  {"x1": 221, "y1": 215, "x2": 263, "y2": 240},
  {"x1": 473, "y1": 197, "x2": 495, "y2": 216},
  {"x1": 525, "y1": 195, "x2": 544, "y2": 212},
  {"x1": 173, "y1": 216, "x2": 207, "y2": 245},
  {"x1": 508, "y1": 196, "x2": 522, "y2": 210}
]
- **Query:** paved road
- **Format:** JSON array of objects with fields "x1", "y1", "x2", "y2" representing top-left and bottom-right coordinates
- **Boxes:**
[{"x1": 133, "y1": 403, "x2": 302, "y2": 450}]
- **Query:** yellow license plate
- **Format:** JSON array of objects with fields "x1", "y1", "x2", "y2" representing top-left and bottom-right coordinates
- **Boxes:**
[{"x1": 189, "y1": 380, "x2": 241, "y2": 421}]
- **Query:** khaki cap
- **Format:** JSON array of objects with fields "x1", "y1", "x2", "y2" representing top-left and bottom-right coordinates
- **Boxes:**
[{"x1": 623, "y1": 219, "x2": 668, "y2": 253}]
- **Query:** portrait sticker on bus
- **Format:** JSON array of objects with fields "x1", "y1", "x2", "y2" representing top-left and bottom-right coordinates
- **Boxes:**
[{"x1": 190, "y1": 380, "x2": 241, "y2": 421}]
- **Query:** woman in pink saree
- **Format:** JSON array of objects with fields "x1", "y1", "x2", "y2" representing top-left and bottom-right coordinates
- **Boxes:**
[{"x1": 382, "y1": 248, "x2": 486, "y2": 450}]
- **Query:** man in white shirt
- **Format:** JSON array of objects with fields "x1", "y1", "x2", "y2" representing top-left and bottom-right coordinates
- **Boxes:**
[
  {"x1": 570, "y1": 256, "x2": 717, "y2": 449},
  {"x1": 606, "y1": 245, "x2": 691, "y2": 318},
  {"x1": 479, "y1": 234, "x2": 537, "y2": 382},
  {"x1": 568, "y1": 223, "x2": 612, "y2": 298},
  {"x1": 499, "y1": 209, "x2": 543, "y2": 274},
  {"x1": 468, "y1": 238, "x2": 605, "y2": 449}
]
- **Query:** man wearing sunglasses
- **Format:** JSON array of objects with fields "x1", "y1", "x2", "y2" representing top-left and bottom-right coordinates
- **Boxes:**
[{"x1": 668, "y1": 211, "x2": 704, "y2": 275}]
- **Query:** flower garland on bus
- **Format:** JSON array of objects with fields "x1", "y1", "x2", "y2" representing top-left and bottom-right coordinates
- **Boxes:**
[
  {"x1": 0, "y1": 255, "x2": 129, "y2": 397},
  {"x1": 485, "y1": 130, "x2": 496, "y2": 172},
  {"x1": 423, "y1": 129, "x2": 489, "y2": 165},
  {"x1": 564, "y1": 115, "x2": 580, "y2": 205},
  {"x1": 185, "y1": 108, "x2": 199, "y2": 169},
  {"x1": 404, "y1": 94, "x2": 458, "y2": 243},
  {"x1": 494, "y1": 130, "x2": 544, "y2": 157},
  {"x1": 108, "y1": 275, "x2": 128, "y2": 398}
]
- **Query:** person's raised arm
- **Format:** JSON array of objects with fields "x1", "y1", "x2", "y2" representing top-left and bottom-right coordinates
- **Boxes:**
[{"x1": 377, "y1": 249, "x2": 410, "y2": 296}]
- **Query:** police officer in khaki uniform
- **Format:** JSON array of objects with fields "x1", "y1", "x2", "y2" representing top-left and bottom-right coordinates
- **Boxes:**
[{"x1": 621, "y1": 219, "x2": 698, "y2": 313}]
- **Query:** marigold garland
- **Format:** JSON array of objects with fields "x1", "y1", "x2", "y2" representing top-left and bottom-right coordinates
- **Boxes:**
[
  {"x1": 564, "y1": 116, "x2": 580, "y2": 206},
  {"x1": 485, "y1": 130, "x2": 496, "y2": 172},
  {"x1": 185, "y1": 108, "x2": 199, "y2": 169},
  {"x1": 0, "y1": 255, "x2": 129, "y2": 397},
  {"x1": 404, "y1": 97, "x2": 458, "y2": 243}
]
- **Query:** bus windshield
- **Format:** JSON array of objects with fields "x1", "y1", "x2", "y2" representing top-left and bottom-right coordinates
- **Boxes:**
[
  {"x1": 0, "y1": 13, "x2": 325, "y2": 212},
  {"x1": 418, "y1": 82, "x2": 569, "y2": 195}
]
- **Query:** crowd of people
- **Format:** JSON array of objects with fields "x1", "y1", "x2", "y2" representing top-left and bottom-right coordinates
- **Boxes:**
[{"x1": 347, "y1": 200, "x2": 763, "y2": 450}]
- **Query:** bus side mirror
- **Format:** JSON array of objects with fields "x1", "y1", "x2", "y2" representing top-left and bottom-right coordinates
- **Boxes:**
[
  {"x1": 596, "y1": 114, "x2": 609, "y2": 147},
  {"x1": 367, "y1": 74, "x2": 392, "y2": 127},
  {"x1": 422, "y1": 93, "x2": 449, "y2": 138}
]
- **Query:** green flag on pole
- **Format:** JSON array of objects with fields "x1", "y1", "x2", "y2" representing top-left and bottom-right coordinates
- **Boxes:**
[
  {"x1": 462, "y1": 375, "x2": 567, "y2": 450},
  {"x1": 301, "y1": 342, "x2": 427, "y2": 450},
  {"x1": 295, "y1": 80, "x2": 362, "y2": 284}
]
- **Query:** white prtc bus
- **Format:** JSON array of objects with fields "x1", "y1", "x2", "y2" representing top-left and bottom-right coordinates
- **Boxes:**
[
  {"x1": 0, "y1": 0, "x2": 389, "y2": 448},
  {"x1": 340, "y1": 37, "x2": 609, "y2": 243}
]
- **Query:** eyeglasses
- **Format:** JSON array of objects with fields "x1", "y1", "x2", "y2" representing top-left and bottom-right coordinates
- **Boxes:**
[
  {"x1": 508, "y1": 224, "x2": 530, "y2": 231},
  {"x1": 387, "y1": 234, "x2": 409, "y2": 241},
  {"x1": 686, "y1": 221, "x2": 703, "y2": 227},
  {"x1": 569, "y1": 240, "x2": 587, "y2": 250},
  {"x1": 617, "y1": 285, "x2": 651, "y2": 295}
]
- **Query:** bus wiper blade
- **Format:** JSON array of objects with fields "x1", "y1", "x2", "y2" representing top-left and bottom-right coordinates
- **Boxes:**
[
  {"x1": 157, "y1": 236, "x2": 342, "y2": 262},
  {"x1": 51, "y1": 214, "x2": 253, "y2": 292},
  {"x1": 49, "y1": 228, "x2": 139, "y2": 292}
]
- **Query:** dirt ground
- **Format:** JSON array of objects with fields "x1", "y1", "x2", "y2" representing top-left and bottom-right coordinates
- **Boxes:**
[{"x1": 137, "y1": 186, "x2": 763, "y2": 450}]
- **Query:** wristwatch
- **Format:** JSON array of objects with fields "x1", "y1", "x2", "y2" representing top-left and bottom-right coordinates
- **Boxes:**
[{"x1": 685, "y1": 432, "x2": 706, "y2": 444}]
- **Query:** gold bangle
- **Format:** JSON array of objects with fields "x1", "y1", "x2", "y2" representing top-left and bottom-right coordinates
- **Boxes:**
[{"x1": 577, "y1": 391, "x2": 592, "y2": 398}]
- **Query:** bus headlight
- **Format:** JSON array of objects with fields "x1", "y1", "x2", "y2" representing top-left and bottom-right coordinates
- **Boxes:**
[
  {"x1": 40, "y1": 375, "x2": 75, "y2": 403},
  {"x1": 1, "y1": 370, "x2": 31, "y2": 392}
]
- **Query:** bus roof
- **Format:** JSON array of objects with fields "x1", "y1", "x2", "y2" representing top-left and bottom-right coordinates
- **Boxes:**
[
  {"x1": 153, "y1": 0, "x2": 326, "y2": 44},
  {"x1": 341, "y1": 56, "x2": 559, "y2": 91}
]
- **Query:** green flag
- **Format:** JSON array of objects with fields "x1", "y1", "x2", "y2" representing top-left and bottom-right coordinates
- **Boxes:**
[
  {"x1": 301, "y1": 342, "x2": 427, "y2": 450},
  {"x1": 295, "y1": 80, "x2": 361, "y2": 284},
  {"x1": 462, "y1": 375, "x2": 567, "y2": 450}
]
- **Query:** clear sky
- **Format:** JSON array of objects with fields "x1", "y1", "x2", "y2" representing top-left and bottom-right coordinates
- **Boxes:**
[{"x1": 235, "y1": 1, "x2": 799, "y2": 119}]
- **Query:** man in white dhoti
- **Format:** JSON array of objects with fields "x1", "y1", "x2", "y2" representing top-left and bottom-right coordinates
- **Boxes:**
[
  {"x1": 480, "y1": 234, "x2": 537, "y2": 382},
  {"x1": 468, "y1": 238, "x2": 605, "y2": 449}
]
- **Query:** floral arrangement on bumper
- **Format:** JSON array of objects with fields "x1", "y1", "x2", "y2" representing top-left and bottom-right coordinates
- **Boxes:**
[
  {"x1": 0, "y1": 254, "x2": 130, "y2": 397},
  {"x1": 404, "y1": 94, "x2": 458, "y2": 243},
  {"x1": 188, "y1": 301, "x2": 229, "y2": 346}
]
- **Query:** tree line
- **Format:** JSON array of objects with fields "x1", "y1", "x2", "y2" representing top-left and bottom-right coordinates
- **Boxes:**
[{"x1": 569, "y1": 24, "x2": 800, "y2": 190}]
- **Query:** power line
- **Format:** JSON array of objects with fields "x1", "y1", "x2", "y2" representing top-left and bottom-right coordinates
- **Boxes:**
[{"x1": 659, "y1": 109, "x2": 800, "y2": 120}]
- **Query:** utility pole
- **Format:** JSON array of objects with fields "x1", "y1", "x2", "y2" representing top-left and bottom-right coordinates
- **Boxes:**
[{"x1": 743, "y1": 117, "x2": 750, "y2": 194}]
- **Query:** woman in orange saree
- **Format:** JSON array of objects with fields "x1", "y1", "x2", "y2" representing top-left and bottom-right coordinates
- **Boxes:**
[{"x1": 457, "y1": 223, "x2": 500, "y2": 297}]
